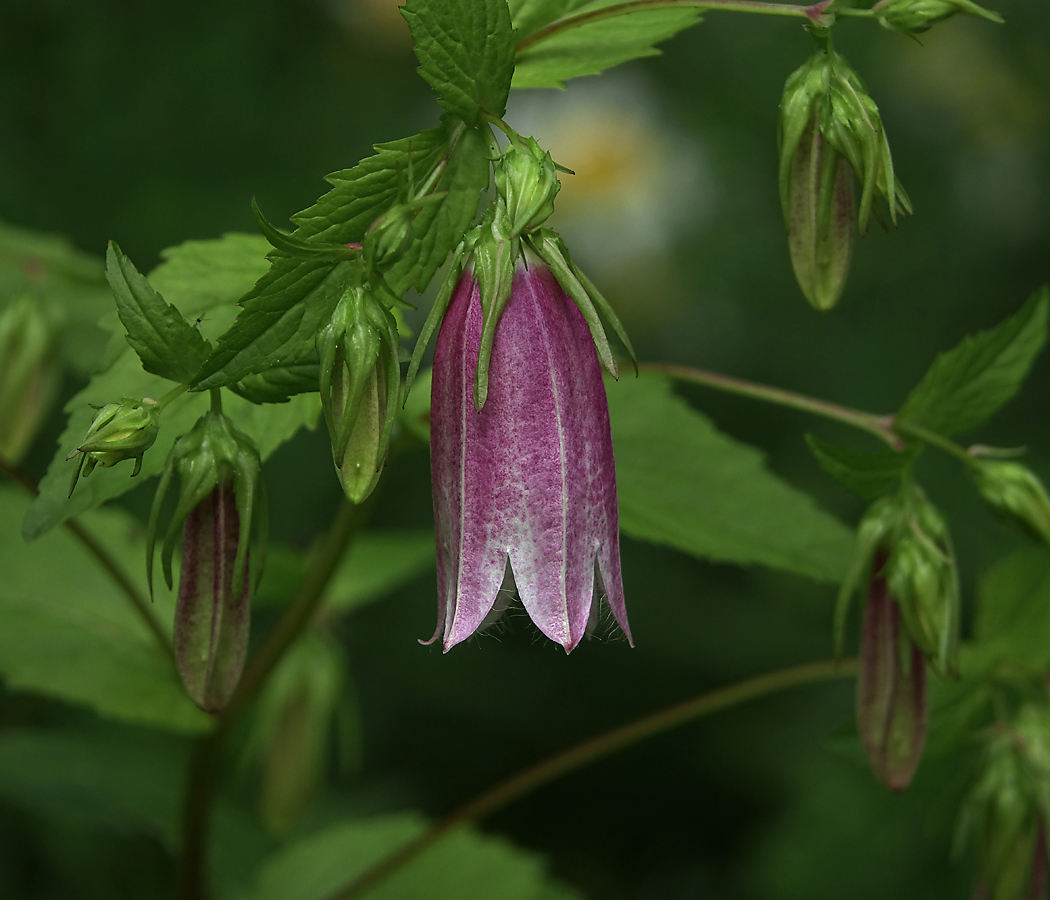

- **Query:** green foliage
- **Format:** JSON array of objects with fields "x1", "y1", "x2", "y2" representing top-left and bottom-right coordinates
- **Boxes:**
[
  {"x1": 106, "y1": 242, "x2": 210, "y2": 383},
  {"x1": 0, "y1": 219, "x2": 111, "y2": 374},
  {"x1": 509, "y1": 0, "x2": 591, "y2": 40},
  {"x1": 0, "y1": 488, "x2": 211, "y2": 732},
  {"x1": 324, "y1": 530, "x2": 435, "y2": 615},
  {"x1": 805, "y1": 434, "x2": 918, "y2": 500},
  {"x1": 230, "y1": 360, "x2": 321, "y2": 404},
  {"x1": 194, "y1": 119, "x2": 489, "y2": 391},
  {"x1": 609, "y1": 374, "x2": 853, "y2": 583},
  {"x1": 24, "y1": 235, "x2": 318, "y2": 540},
  {"x1": 240, "y1": 812, "x2": 581, "y2": 900},
  {"x1": 897, "y1": 287, "x2": 1049, "y2": 437},
  {"x1": 974, "y1": 547, "x2": 1050, "y2": 671},
  {"x1": 513, "y1": 0, "x2": 702, "y2": 89},
  {"x1": 401, "y1": 0, "x2": 516, "y2": 125}
]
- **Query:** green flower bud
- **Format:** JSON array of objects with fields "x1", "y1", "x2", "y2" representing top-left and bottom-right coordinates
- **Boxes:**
[
  {"x1": 318, "y1": 284, "x2": 400, "y2": 503},
  {"x1": 494, "y1": 136, "x2": 560, "y2": 238},
  {"x1": 363, "y1": 203, "x2": 415, "y2": 275},
  {"x1": 874, "y1": 0, "x2": 1002, "y2": 34},
  {"x1": 784, "y1": 118, "x2": 855, "y2": 311},
  {"x1": 0, "y1": 293, "x2": 62, "y2": 463},
  {"x1": 957, "y1": 704, "x2": 1050, "y2": 900},
  {"x1": 972, "y1": 460, "x2": 1050, "y2": 549},
  {"x1": 249, "y1": 629, "x2": 346, "y2": 834},
  {"x1": 147, "y1": 407, "x2": 267, "y2": 712},
  {"x1": 67, "y1": 397, "x2": 161, "y2": 496},
  {"x1": 884, "y1": 495, "x2": 959, "y2": 678}
]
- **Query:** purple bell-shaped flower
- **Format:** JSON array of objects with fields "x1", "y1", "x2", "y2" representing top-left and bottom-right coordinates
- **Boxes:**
[{"x1": 427, "y1": 252, "x2": 631, "y2": 653}]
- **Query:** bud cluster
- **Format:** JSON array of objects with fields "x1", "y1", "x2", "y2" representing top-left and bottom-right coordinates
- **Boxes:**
[
  {"x1": 971, "y1": 459, "x2": 1050, "y2": 549},
  {"x1": 957, "y1": 703, "x2": 1050, "y2": 900},
  {"x1": 67, "y1": 397, "x2": 161, "y2": 495}
]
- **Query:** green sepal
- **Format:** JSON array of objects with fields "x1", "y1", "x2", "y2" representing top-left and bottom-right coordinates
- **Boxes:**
[
  {"x1": 472, "y1": 209, "x2": 519, "y2": 411},
  {"x1": 252, "y1": 199, "x2": 361, "y2": 262},
  {"x1": 529, "y1": 229, "x2": 619, "y2": 378},
  {"x1": 404, "y1": 242, "x2": 467, "y2": 403}
]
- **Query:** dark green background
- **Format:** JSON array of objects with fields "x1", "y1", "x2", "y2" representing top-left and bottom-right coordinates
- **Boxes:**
[{"x1": 2, "y1": 0, "x2": 1048, "y2": 897}]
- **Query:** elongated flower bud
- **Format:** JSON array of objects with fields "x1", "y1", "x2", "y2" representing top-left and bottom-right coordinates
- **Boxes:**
[
  {"x1": 176, "y1": 481, "x2": 250, "y2": 713},
  {"x1": 147, "y1": 407, "x2": 266, "y2": 712},
  {"x1": 784, "y1": 119, "x2": 855, "y2": 311},
  {"x1": 857, "y1": 552, "x2": 927, "y2": 791},
  {"x1": 0, "y1": 293, "x2": 61, "y2": 463},
  {"x1": 318, "y1": 284, "x2": 399, "y2": 503},
  {"x1": 428, "y1": 252, "x2": 631, "y2": 652}
]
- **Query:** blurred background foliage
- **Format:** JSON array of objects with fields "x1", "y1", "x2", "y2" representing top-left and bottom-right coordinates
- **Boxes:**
[{"x1": 1, "y1": 0, "x2": 1048, "y2": 897}]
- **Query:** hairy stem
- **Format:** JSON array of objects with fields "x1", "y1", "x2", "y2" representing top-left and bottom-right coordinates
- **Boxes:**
[
  {"x1": 646, "y1": 362, "x2": 901, "y2": 449},
  {"x1": 178, "y1": 497, "x2": 366, "y2": 900},
  {"x1": 0, "y1": 456, "x2": 172, "y2": 660},
  {"x1": 328, "y1": 657, "x2": 858, "y2": 900}
]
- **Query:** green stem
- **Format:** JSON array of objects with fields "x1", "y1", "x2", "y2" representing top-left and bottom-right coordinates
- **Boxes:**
[
  {"x1": 518, "y1": 0, "x2": 836, "y2": 53},
  {"x1": 155, "y1": 382, "x2": 190, "y2": 412},
  {"x1": 0, "y1": 456, "x2": 173, "y2": 661},
  {"x1": 178, "y1": 497, "x2": 367, "y2": 900},
  {"x1": 209, "y1": 388, "x2": 223, "y2": 415},
  {"x1": 645, "y1": 362, "x2": 901, "y2": 449},
  {"x1": 892, "y1": 420, "x2": 976, "y2": 468},
  {"x1": 327, "y1": 657, "x2": 858, "y2": 900}
]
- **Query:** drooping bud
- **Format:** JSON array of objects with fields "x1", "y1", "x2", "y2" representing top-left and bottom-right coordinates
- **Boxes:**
[
  {"x1": 957, "y1": 704, "x2": 1050, "y2": 900},
  {"x1": 494, "y1": 135, "x2": 560, "y2": 238},
  {"x1": 0, "y1": 293, "x2": 62, "y2": 462},
  {"x1": 972, "y1": 460, "x2": 1050, "y2": 549},
  {"x1": 873, "y1": 0, "x2": 1002, "y2": 34},
  {"x1": 779, "y1": 49, "x2": 911, "y2": 251},
  {"x1": 318, "y1": 282, "x2": 399, "y2": 503},
  {"x1": 147, "y1": 406, "x2": 266, "y2": 712},
  {"x1": 857, "y1": 551, "x2": 927, "y2": 791},
  {"x1": 837, "y1": 485, "x2": 959, "y2": 678},
  {"x1": 249, "y1": 629, "x2": 345, "y2": 834},
  {"x1": 783, "y1": 118, "x2": 855, "y2": 311},
  {"x1": 67, "y1": 397, "x2": 161, "y2": 496}
]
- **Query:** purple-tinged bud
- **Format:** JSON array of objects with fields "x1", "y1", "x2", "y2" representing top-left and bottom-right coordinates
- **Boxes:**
[
  {"x1": 958, "y1": 704, "x2": 1050, "y2": 900},
  {"x1": 175, "y1": 481, "x2": 250, "y2": 713},
  {"x1": 147, "y1": 407, "x2": 266, "y2": 712},
  {"x1": 873, "y1": 0, "x2": 1002, "y2": 34},
  {"x1": 67, "y1": 396, "x2": 160, "y2": 496},
  {"x1": 0, "y1": 293, "x2": 61, "y2": 463},
  {"x1": 317, "y1": 284, "x2": 400, "y2": 503},
  {"x1": 972, "y1": 460, "x2": 1050, "y2": 550},
  {"x1": 857, "y1": 551, "x2": 927, "y2": 791},
  {"x1": 427, "y1": 252, "x2": 631, "y2": 653},
  {"x1": 784, "y1": 118, "x2": 855, "y2": 311}
]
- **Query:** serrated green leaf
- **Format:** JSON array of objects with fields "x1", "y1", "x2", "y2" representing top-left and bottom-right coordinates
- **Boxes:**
[
  {"x1": 230, "y1": 359, "x2": 320, "y2": 404},
  {"x1": 195, "y1": 121, "x2": 488, "y2": 391},
  {"x1": 106, "y1": 242, "x2": 210, "y2": 383},
  {"x1": 402, "y1": 0, "x2": 516, "y2": 125},
  {"x1": 242, "y1": 812, "x2": 581, "y2": 900},
  {"x1": 24, "y1": 235, "x2": 319, "y2": 540},
  {"x1": 191, "y1": 258, "x2": 354, "y2": 390},
  {"x1": 324, "y1": 530, "x2": 435, "y2": 615},
  {"x1": 0, "y1": 488, "x2": 212, "y2": 732},
  {"x1": 513, "y1": 0, "x2": 702, "y2": 89},
  {"x1": 805, "y1": 434, "x2": 918, "y2": 500},
  {"x1": 610, "y1": 374, "x2": 853, "y2": 582},
  {"x1": 897, "y1": 287, "x2": 1049, "y2": 437},
  {"x1": 974, "y1": 546, "x2": 1050, "y2": 668}
]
